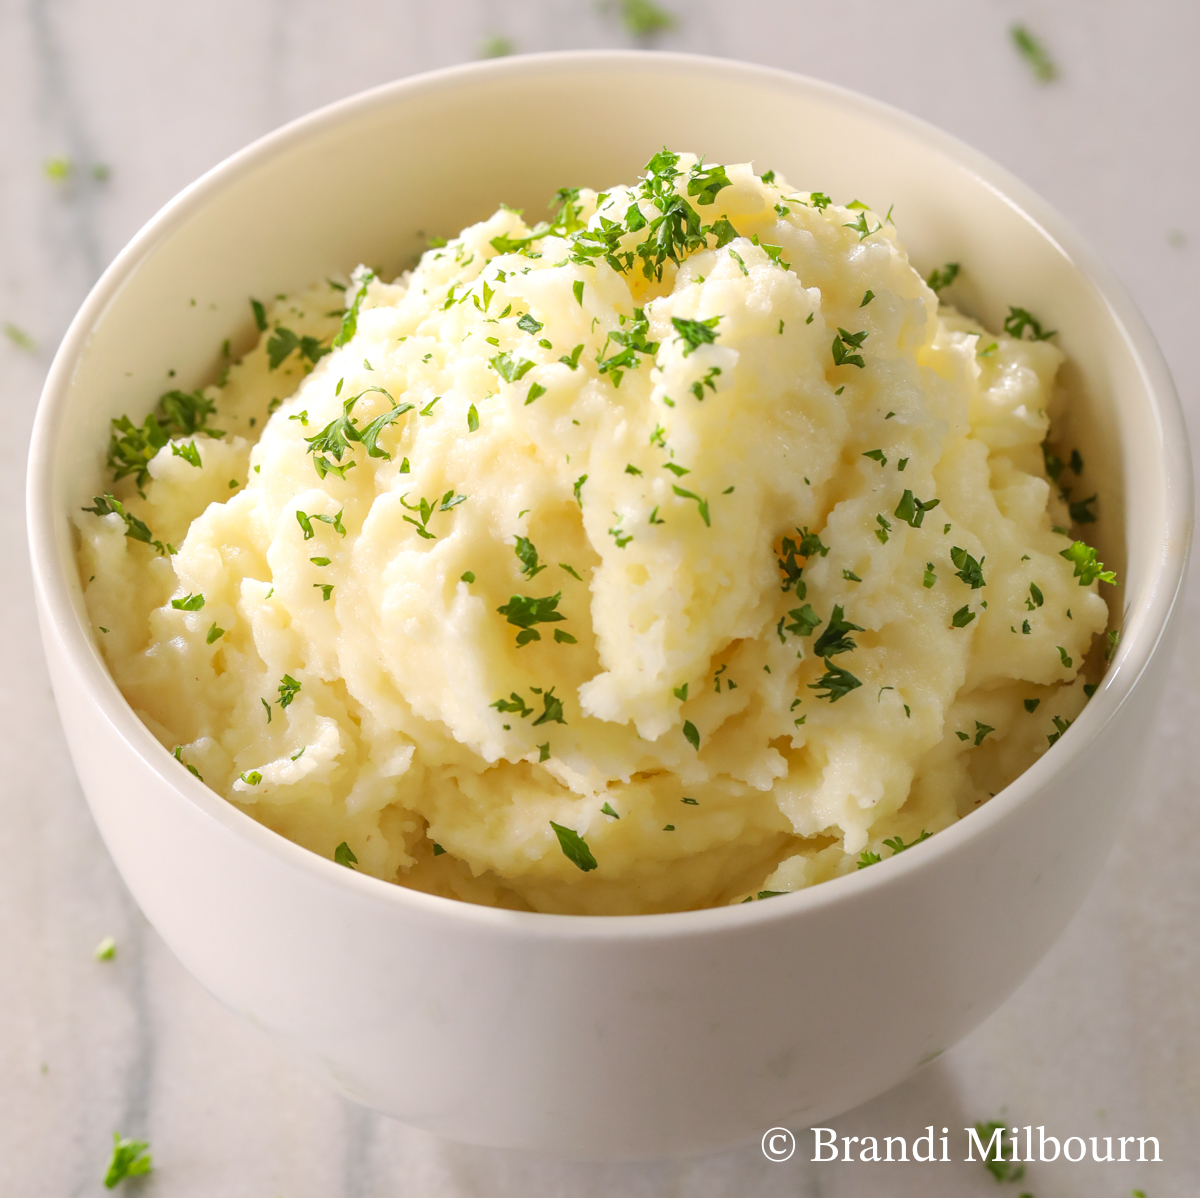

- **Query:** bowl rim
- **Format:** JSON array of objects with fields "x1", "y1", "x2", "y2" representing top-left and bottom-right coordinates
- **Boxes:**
[{"x1": 27, "y1": 49, "x2": 1194, "y2": 941}]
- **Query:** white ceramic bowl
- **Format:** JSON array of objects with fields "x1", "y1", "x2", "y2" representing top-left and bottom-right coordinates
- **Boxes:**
[{"x1": 27, "y1": 52, "x2": 1192, "y2": 1159}]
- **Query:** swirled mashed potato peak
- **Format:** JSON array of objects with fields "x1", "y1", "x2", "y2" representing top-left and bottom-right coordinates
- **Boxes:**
[{"x1": 76, "y1": 152, "x2": 1115, "y2": 913}]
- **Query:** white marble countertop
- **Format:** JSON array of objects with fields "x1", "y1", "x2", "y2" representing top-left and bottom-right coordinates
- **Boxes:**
[{"x1": 2, "y1": 1, "x2": 1197, "y2": 1195}]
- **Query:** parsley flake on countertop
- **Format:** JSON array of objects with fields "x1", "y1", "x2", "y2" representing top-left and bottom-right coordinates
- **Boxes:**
[
  {"x1": 1010, "y1": 23, "x2": 1059, "y2": 83},
  {"x1": 103, "y1": 1134, "x2": 152, "y2": 1188}
]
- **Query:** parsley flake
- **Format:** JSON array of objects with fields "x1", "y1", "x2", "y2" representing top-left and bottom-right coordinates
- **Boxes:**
[
  {"x1": 894, "y1": 489, "x2": 940, "y2": 528},
  {"x1": 1060, "y1": 540, "x2": 1116, "y2": 586},
  {"x1": 497, "y1": 592, "x2": 566, "y2": 645},
  {"x1": 926, "y1": 263, "x2": 960, "y2": 294},
  {"x1": 550, "y1": 821, "x2": 597, "y2": 871},
  {"x1": 103, "y1": 1134, "x2": 152, "y2": 1189},
  {"x1": 1010, "y1": 23, "x2": 1059, "y2": 82},
  {"x1": 277, "y1": 674, "x2": 301, "y2": 709},
  {"x1": 808, "y1": 658, "x2": 863, "y2": 702},
  {"x1": 682, "y1": 719, "x2": 700, "y2": 750},
  {"x1": 951, "y1": 605, "x2": 975, "y2": 629},
  {"x1": 671, "y1": 315, "x2": 720, "y2": 356},
  {"x1": 1004, "y1": 306, "x2": 1056, "y2": 341},
  {"x1": 334, "y1": 842, "x2": 358, "y2": 869},
  {"x1": 170, "y1": 593, "x2": 205, "y2": 611},
  {"x1": 950, "y1": 546, "x2": 986, "y2": 589}
]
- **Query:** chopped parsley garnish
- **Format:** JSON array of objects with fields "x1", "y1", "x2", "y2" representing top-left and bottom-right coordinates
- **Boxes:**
[
  {"x1": 572, "y1": 280, "x2": 585, "y2": 306},
  {"x1": 842, "y1": 569, "x2": 862, "y2": 582},
  {"x1": 554, "y1": 629, "x2": 577, "y2": 644},
  {"x1": 671, "y1": 315, "x2": 720, "y2": 356},
  {"x1": 813, "y1": 605, "x2": 863, "y2": 658},
  {"x1": 267, "y1": 327, "x2": 329, "y2": 371},
  {"x1": 1004, "y1": 305, "x2": 1056, "y2": 341},
  {"x1": 514, "y1": 536, "x2": 547, "y2": 578},
  {"x1": 171, "y1": 440, "x2": 201, "y2": 468},
  {"x1": 206, "y1": 623, "x2": 224, "y2": 644},
  {"x1": 1105, "y1": 629, "x2": 1120, "y2": 661},
  {"x1": 784, "y1": 604, "x2": 822, "y2": 638},
  {"x1": 923, "y1": 563, "x2": 937, "y2": 588},
  {"x1": 538, "y1": 743, "x2": 551, "y2": 762},
  {"x1": 107, "y1": 389, "x2": 223, "y2": 487},
  {"x1": 467, "y1": 404, "x2": 479, "y2": 432},
  {"x1": 1060, "y1": 540, "x2": 1116, "y2": 585},
  {"x1": 550, "y1": 821, "x2": 597, "y2": 871},
  {"x1": 517, "y1": 312, "x2": 543, "y2": 334},
  {"x1": 171, "y1": 745, "x2": 202, "y2": 780},
  {"x1": 687, "y1": 163, "x2": 732, "y2": 205},
  {"x1": 573, "y1": 474, "x2": 587, "y2": 506},
  {"x1": 239, "y1": 771, "x2": 263, "y2": 786},
  {"x1": 1024, "y1": 698, "x2": 1041, "y2": 713},
  {"x1": 103, "y1": 1134, "x2": 152, "y2": 1188},
  {"x1": 94, "y1": 936, "x2": 116, "y2": 961},
  {"x1": 400, "y1": 490, "x2": 465, "y2": 539},
  {"x1": 857, "y1": 850, "x2": 882, "y2": 869},
  {"x1": 1068, "y1": 493, "x2": 1097, "y2": 524},
  {"x1": 170, "y1": 592, "x2": 205, "y2": 611},
  {"x1": 559, "y1": 343, "x2": 584, "y2": 370},
  {"x1": 497, "y1": 592, "x2": 567, "y2": 645},
  {"x1": 831, "y1": 327, "x2": 868, "y2": 368},
  {"x1": 894, "y1": 489, "x2": 940, "y2": 528},
  {"x1": 598, "y1": 307, "x2": 659, "y2": 385},
  {"x1": 882, "y1": 830, "x2": 932, "y2": 855},
  {"x1": 1057, "y1": 645, "x2": 1073, "y2": 668},
  {"x1": 333, "y1": 841, "x2": 358, "y2": 868},
  {"x1": 926, "y1": 263, "x2": 960, "y2": 294},
  {"x1": 1047, "y1": 715, "x2": 1072, "y2": 746},
  {"x1": 526, "y1": 381, "x2": 547, "y2": 405},
  {"x1": 681, "y1": 797, "x2": 698, "y2": 805},
  {"x1": 601, "y1": 802, "x2": 620, "y2": 818},
  {"x1": 492, "y1": 351, "x2": 535, "y2": 383},
  {"x1": 862, "y1": 448, "x2": 887, "y2": 466},
  {"x1": 973, "y1": 721, "x2": 995, "y2": 746},
  {"x1": 860, "y1": 290, "x2": 875, "y2": 307},
  {"x1": 843, "y1": 209, "x2": 882, "y2": 240},
  {"x1": 950, "y1": 547, "x2": 986, "y2": 589},
  {"x1": 314, "y1": 583, "x2": 333, "y2": 601},
  {"x1": 672, "y1": 485, "x2": 710, "y2": 526},
  {"x1": 277, "y1": 674, "x2": 301, "y2": 709},
  {"x1": 332, "y1": 269, "x2": 375, "y2": 347},
  {"x1": 951, "y1": 605, "x2": 976, "y2": 629},
  {"x1": 82, "y1": 494, "x2": 169, "y2": 555},
  {"x1": 1026, "y1": 582, "x2": 1044, "y2": 609},
  {"x1": 251, "y1": 298, "x2": 268, "y2": 331},
  {"x1": 682, "y1": 720, "x2": 700, "y2": 750},
  {"x1": 559, "y1": 563, "x2": 583, "y2": 581},
  {"x1": 875, "y1": 514, "x2": 891, "y2": 544},
  {"x1": 608, "y1": 520, "x2": 633, "y2": 548},
  {"x1": 690, "y1": 365, "x2": 721, "y2": 400},
  {"x1": 492, "y1": 692, "x2": 534, "y2": 717},
  {"x1": 808, "y1": 658, "x2": 863, "y2": 702},
  {"x1": 1010, "y1": 23, "x2": 1058, "y2": 82}
]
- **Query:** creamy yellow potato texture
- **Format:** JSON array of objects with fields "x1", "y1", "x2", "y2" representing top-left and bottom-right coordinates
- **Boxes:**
[{"x1": 76, "y1": 152, "x2": 1116, "y2": 914}]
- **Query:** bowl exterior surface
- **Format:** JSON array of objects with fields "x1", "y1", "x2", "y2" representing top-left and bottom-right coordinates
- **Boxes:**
[{"x1": 28, "y1": 53, "x2": 1192, "y2": 1158}]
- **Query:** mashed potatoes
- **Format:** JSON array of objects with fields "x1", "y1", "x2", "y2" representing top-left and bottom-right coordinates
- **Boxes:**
[{"x1": 75, "y1": 152, "x2": 1117, "y2": 914}]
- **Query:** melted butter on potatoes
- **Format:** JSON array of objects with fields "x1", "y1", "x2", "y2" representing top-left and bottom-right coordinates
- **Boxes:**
[{"x1": 76, "y1": 153, "x2": 1115, "y2": 914}]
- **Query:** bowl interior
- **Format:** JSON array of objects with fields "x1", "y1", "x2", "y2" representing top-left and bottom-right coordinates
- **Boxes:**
[{"x1": 31, "y1": 52, "x2": 1189, "y2": 911}]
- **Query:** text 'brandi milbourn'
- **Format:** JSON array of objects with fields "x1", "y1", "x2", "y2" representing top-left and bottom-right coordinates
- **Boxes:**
[{"x1": 810, "y1": 1125, "x2": 1162, "y2": 1163}]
